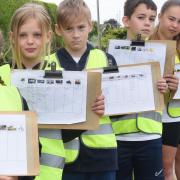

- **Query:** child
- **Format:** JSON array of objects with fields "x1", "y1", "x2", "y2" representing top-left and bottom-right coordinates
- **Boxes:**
[
  {"x1": 9, "y1": 3, "x2": 66, "y2": 180},
  {"x1": 111, "y1": 0, "x2": 168, "y2": 179},
  {"x1": 150, "y1": 0, "x2": 180, "y2": 179},
  {"x1": 9, "y1": 2, "x2": 104, "y2": 180},
  {"x1": 0, "y1": 30, "x2": 28, "y2": 180},
  {"x1": 49, "y1": 0, "x2": 118, "y2": 180}
]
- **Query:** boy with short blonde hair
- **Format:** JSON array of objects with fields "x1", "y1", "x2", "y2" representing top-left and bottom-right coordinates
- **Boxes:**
[
  {"x1": 57, "y1": 0, "x2": 92, "y2": 27},
  {"x1": 51, "y1": 0, "x2": 118, "y2": 180}
]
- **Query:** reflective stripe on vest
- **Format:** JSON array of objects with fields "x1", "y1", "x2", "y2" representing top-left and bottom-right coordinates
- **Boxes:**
[
  {"x1": 0, "y1": 64, "x2": 11, "y2": 86},
  {"x1": 81, "y1": 50, "x2": 117, "y2": 148},
  {"x1": 64, "y1": 138, "x2": 79, "y2": 164},
  {"x1": 81, "y1": 116, "x2": 117, "y2": 148},
  {"x1": 50, "y1": 49, "x2": 117, "y2": 163},
  {"x1": 168, "y1": 55, "x2": 180, "y2": 118},
  {"x1": 37, "y1": 129, "x2": 65, "y2": 179},
  {"x1": 0, "y1": 86, "x2": 22, "y2": 111},
  {"x1": 112, "y1": 111, "x2": 162, "y2": 135},
  {"x1": 35, "y1": 61, "x2": 65, "y2": 180}
]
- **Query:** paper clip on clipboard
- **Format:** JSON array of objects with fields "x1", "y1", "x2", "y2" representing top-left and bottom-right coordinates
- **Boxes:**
[
  {"x1": 103, "y1": 34, "x2": 145, "y2": 74},
  {"x1": 44, "y1": 62, "x2": 63, "y2": 78},
  {"x1": 103, "y1": 66, "x2": 119, "y2": 73},
  {"x1": 130, "y1": 33, "x2": 145, "y2": 46}
]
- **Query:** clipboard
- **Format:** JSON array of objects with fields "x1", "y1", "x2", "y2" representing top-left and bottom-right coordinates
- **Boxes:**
[
  {"x1": 88, "y1": 61, "x2": 164, "y2": 116},
  {"x1": 0, "y1": 112, "x2": 39, "y2": 176},
  {"x1": 11, "y1": 62, "x2": 101, "y2": 130},
  {"x1": 148, "y1": 40, "x2": 176, "y2": 75},
  {"x1": 40, "y1": 70, "x2": 101, "y2": 130},
  {"x1": 108, "y1": 36, "x2": 176, "y2": 76}
]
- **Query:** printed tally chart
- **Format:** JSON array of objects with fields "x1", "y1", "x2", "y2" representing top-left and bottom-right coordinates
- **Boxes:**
[
  {"x1": 0, "y1": 114, "x2": 27, "y2": 174},
  {"x1": 102, "y1": 64, "x2": 155, "y2": 115},
  {"x1": 108, "y1": 39, "x2": 166, "y2": 74},
  {"x1": 11, "y1": 70, "x2": 87, "y2": 124}
]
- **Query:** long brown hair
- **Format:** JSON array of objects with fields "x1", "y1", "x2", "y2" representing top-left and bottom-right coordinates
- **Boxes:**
[{"x1": 150, "y1": 0, "x2": 180, "y2": 57}]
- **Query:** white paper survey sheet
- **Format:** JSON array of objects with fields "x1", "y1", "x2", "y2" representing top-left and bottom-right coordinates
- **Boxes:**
[
  {"x1": 108, "y1": 39, "x2": 166, "y2": 74},
  {"x1": 11, "y1": 70, "x2": 87, "y2": 124},
  {"x1": 102, "y1": 65, "x2": 155, "y2": 115},
  {"x1": 0, "y1": 114, "x2": 27, "y2": 175}
]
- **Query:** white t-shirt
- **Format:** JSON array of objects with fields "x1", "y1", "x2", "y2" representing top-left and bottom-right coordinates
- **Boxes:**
[
  {"x1": 73, "y1": 57, "x2": 80, "y2": 63},
  {"x1": 116, "y1": 133, "x2": 161, "y2": 141}
]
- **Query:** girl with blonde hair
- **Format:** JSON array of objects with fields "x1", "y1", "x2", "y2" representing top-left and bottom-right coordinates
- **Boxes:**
[
  {"x1": 9, "y1": 3, "x2": 52, "y2": 69},
  {"x1": 9, "y1": 2, "x2": 105, "y2": 180},
  {"x1": 150, "y1": 0, "x2": 180, "y2": 179}
]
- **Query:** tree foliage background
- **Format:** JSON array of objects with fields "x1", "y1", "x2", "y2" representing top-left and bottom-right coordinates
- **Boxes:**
[{"x1": 0, "y1": 0, "x2": 59, "y2": 60}]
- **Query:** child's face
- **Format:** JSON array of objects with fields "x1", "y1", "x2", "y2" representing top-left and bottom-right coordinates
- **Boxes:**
[
  {"x1": 17, "y1": 18, "x2": 45, "y2": 63},
  {"x1": 123, "y1": 3, "x2": 156, "y2": 39},
  {"x1": 56, "y1": 16, "x2": 92, "y2": 55},
  {"x1": 159, "y1": 5, "x2": 180, "y2": 40}
]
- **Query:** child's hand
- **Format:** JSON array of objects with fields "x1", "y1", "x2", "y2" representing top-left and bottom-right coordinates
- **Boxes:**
[
  {"x1": 0, "y1": 177, "x2": 18, "y2": 180},
  {"x1": 92, "y1": 94, "x2": 105, "y2": 117},
  {"x1": 164, "y1": 74, "x2": 179, "y2": 97},
  {"x1": 156, "y1": 78, "x2": 168, "y2": 94}
]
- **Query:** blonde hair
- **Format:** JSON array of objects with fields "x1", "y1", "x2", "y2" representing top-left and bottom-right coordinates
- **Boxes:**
[
  {"x1": 10, "y1": 3, "x2": 52, "y2": 69},
  {"x1": 57, "y1": 0, "x2": 91, "y2": 28}
]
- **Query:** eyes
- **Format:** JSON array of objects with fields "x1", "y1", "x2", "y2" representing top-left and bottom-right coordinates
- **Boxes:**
[
  {"x1": 19, "y1": 32, "x2": 42, "y2": 39},
  {"x1": 65, "y1": 25, "x2": 86, "y2": 33},
  {"x1": 168, "y1": 16, "x2": 180, "y2": 24},
  {"x1": 137, "y1": 16, "x2": 155, "y2": 22}
]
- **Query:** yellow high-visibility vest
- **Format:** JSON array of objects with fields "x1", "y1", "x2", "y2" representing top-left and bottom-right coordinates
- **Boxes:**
[
  {"x1": 0, "y1": 64, "x2": 11, "y2": 86},
  {"x1": 35, "y1": 59, "x2": 65, "y2": 180},
  {"x1": 0, "y1": 85, "x2": 23, "y2": 111},
  {"x1": 167, "y1": 54, "x2": 180, "y2": 118},
  {"x1": 49, "y1": 49, "x2": 117, "y2": 164}
]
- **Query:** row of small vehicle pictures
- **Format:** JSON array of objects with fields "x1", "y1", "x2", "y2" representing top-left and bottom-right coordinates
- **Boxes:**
[{"x1": 20, "y1": 78, "x2": 81, "y2": 85}]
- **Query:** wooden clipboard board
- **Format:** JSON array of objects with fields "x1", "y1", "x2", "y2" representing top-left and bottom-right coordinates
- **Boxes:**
[
  {"x1": 149, "y1": 40, "x2": 176, "y2": 75},
  {"x1": 149, "y1": 40, "x2": 176, "y2": 104},
  {"x1": 108, "y1": 39, "x2": 176, "y2": 76},
  {"x1": 39, "y1": 72, "x2": 101, "y2": 130},
  {"x1": 0, "y1": 112, "x2": 39, "y2": 176},
  {"x1": 88, "y1": 62, "x2": 164, "y2": 116},
  {"x1": 150, "y1": 62, "x2": 165, "y2": 111}
]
